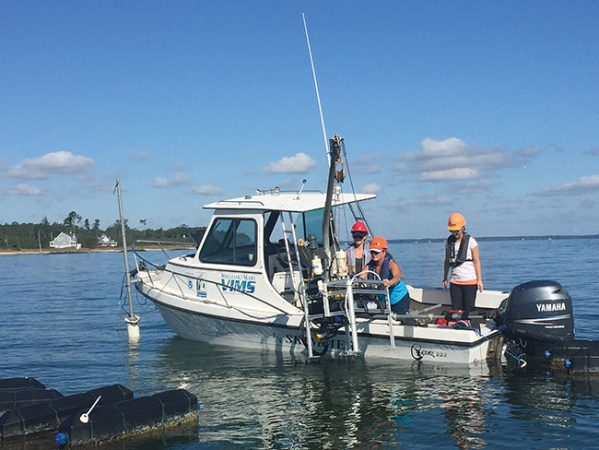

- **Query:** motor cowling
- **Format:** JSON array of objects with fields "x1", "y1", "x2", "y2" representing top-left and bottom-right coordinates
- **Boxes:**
[{"x1": 501, "y1": 280, "x2": 574, "y2": 343}]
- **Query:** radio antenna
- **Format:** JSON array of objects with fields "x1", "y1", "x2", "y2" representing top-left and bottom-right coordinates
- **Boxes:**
[{"x1": 302, "y1": 12, "x2": 330, "y2": 166}]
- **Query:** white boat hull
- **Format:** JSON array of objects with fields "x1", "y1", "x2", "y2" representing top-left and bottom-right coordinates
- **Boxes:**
[{"x1": 142, "y1": 280, "x2": 501, "y2": 366}]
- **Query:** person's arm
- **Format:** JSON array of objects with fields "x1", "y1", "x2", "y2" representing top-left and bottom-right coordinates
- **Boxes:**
[
  {"x1": 345, "y1": 248, "x2": 354, "y2": 274},
  {"x1": 472, "y1": 245, "x2": 483, "y2": 292},
  {"x1": 442, "y1": 254, "x2": 449, "y2": 289},
  {"x1": 384, "y1": 260, "x2": 401, "y2": 288}
]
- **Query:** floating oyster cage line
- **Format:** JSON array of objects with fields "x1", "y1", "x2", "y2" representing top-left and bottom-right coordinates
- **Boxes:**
[{"x1": 0, "y1": 377, "x2": 199, "y2": 449}]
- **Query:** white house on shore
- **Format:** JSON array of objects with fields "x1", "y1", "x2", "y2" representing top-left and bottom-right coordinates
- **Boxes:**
[
  {"x1": 97, "y1": 234, "x2": 117, "y2": 247},
  {"x1": 49, "y1": 232, "x2": 81, "y2": 249}
]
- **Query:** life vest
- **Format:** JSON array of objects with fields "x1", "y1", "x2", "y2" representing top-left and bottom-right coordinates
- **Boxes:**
[
  {"x1": 367, "y1": 254, "x2": 408, "y2": 305},
  {"x1": 446, "y1": 232, "x2": 472, "y2": 267},
  {"x1": 367, "y1": 253, "x2": 394, "y2": 284}
]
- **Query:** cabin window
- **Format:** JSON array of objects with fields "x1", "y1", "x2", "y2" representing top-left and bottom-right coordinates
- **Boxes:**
[
  {"x1": 303, "y1": 208, "x2": 324, "y2": 245},
  {"x1": 199, "y1": 218, "x2": 257, "y2": 266}
]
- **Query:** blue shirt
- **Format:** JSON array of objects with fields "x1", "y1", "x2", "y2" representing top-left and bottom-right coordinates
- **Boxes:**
[{"x1": 367, "y1": 254, "x2": 408, "y2": 305}]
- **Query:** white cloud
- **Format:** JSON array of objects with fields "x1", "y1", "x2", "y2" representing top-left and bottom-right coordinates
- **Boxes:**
[
  {"x1": 453, "y1": 180, "x2": 493, "y2": 193},
  {"x1": 421, "y1": 167, "x2": 479, "y2": 181},
  {"x1": 0, "y1": 183, "x2": 42, "y2": 196},
  {"x1": 153, "y1": 177, "x2": 169, "y2": 187},
  {"x1": 407, "y1": 137, "x2": 467, "y2": 158},
  {"x1": 540, "y1": 174, "x2": 599, "y2": 196},
  {"x1": 414, "y1": 195, "x2": 452, "y2": 207},
  {"x1": 361, "y1": 183, "x2": 381, "y2": 194},
  {"x1": 152, "y1": 172, "x2": 188, "y2": 188},
  {"x1": 517, "y1": 147, "x2": 542, "y2": 157},
  {"x1": 351, "y1": 156, "x2": 383, "y2": 175},
  {"x1": 264, "y1": 152, "x2": 315, "y2": 174},
  {"x1": 192, "y1": 185, "x2": 222, "y2": 195},
  {"x1": 393, "y1": 161, "x2": 407, "y2": 173},
  {"x1": 401, "y1": 137, "x2": 539, "y2": 183},
  {"x1": 130, "y1": 150, "x2": 150, "y2": 161},
  {"x1": 7, "y1": 151, "x2": 94, "y2": 179}
]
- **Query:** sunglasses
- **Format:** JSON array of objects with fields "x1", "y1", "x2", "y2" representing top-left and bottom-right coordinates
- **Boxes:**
[
  {"x1": 370, "y1": 250, "x2": 383, "y2": 255},
  {"x1": 352, "y1": 233, "x2": 367, "y2": 238}
]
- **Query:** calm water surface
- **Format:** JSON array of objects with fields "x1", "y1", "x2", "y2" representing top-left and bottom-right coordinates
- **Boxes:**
[{"x1": 1, "y1": 238, "x2": 599, "y2": 449}]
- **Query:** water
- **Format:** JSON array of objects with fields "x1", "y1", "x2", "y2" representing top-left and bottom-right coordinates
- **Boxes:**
[{"x1": 1, "y1": 238, "x2": 599, "y2": 449}]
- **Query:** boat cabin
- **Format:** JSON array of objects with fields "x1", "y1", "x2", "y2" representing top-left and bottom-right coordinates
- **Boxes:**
[{"x1": 198, "y1": 189, "x2": 375, "y2": 302}]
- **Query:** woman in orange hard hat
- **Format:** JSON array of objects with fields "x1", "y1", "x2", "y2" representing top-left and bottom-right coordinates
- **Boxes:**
[
  {"x1": 442, "y1": 213, "x2": 483, "y2": 316},
  {"x1": 363, "y1": 236, "x2": 410, "y2": 314},
  {"x1": 346, "y1": 221, "x2": 370, "y2": 275}
]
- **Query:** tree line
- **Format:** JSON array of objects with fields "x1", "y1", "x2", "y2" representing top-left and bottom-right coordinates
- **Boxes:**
[{"x1": 0, "y1": 211, "x2": 205, "y2": 250}]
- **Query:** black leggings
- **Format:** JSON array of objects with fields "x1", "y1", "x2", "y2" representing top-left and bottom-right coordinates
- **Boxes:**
[{"x1": 449, "y1": 283, "x2": 477, "y2": 314}]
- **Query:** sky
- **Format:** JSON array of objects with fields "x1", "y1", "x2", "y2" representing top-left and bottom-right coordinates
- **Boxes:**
[{"x1": 1, "y1": 1, "x2": 598, "y2": 239}]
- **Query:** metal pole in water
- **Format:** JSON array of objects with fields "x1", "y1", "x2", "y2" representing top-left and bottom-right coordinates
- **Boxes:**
[{"x1": 115, "y1": 178, "x2": 140, "y2": 342}]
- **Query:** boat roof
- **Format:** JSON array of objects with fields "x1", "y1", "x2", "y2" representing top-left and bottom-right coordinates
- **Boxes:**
[{"x1": 204, "y1": 190, "x2": 376, "y2": 213}]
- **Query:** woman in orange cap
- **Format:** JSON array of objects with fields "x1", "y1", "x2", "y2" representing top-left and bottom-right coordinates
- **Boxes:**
[
  {"x1": 442, "y1": 213, "x2": 483, "y2": 316},
  {"x1": 363, "y1": 236, "x2": 410, "y2": 314}
]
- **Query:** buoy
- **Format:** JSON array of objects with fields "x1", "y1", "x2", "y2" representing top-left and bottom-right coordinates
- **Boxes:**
[
  {"x1": 124, "y1": 315, "x2": 140, "y2": 343},
  {"x1": 55, "y1": 431, "x2": 69, "y2": 446},
  {"x1": 564, "y1": 358, "x2": 573, "y2": 369}
]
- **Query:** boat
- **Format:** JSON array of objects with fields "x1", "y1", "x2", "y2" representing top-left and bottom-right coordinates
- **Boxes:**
[{"x1": 133, "y1": 136, "x2": 511, "y2": 366}]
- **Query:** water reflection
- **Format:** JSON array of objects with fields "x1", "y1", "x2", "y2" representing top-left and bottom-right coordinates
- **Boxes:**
[
  {"x1": 149, "y1": 338, "x2": 505, "y2": 449},
  {"x1": 439, "y1": 378, "x2": 486, "y2": 449}
]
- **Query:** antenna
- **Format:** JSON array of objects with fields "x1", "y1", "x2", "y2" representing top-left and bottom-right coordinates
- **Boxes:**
[
  {"x1": 302, "y1": 12, "x2": 330, "y2": 166},
  {"x1": 296, "y1": 179, "x2": 307, "y2": 199}
]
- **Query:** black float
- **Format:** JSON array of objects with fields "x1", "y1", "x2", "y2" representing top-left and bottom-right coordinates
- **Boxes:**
[{"x1": 0, "y1": 377, "x2": 199, "y2": 449}]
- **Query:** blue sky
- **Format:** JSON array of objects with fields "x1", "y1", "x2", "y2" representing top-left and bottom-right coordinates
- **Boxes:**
[{"x1": 1, "y1": 1, "x2": 598, "y2": 239}]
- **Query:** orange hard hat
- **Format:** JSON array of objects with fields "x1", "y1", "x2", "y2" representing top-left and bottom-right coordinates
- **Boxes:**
[
  {"x1": 447, "y1": 213, "x2": 466, "y2": 231},
  {"x1": 351, "y1": 221, "x2": 368, "y2": 234},
  {"x1": 370, "y1": 236, "x2": 388, "y2": 251}
]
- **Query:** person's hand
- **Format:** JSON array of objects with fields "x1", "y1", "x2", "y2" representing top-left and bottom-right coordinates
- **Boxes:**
[
  {"x1": 478, "y1": 280, "x2": 484, "y2": 292},
  {"x1": 382, "y1": 279, "x2": 390, "y2": 288},
  {"x1": 442, "y1": 280, "x2": 447, "y2": 289}
]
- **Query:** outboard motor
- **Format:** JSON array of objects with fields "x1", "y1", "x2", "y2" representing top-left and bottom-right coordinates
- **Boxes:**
[
  {"x1": 502, "y1": 280, "x2": 574, "y2": 344},
  {"x1": 497, "y1": 280, "x2": 580, "y2": 369},
  {"x1": 497, "y1": 280, "x2": 599, "y2": 373}
]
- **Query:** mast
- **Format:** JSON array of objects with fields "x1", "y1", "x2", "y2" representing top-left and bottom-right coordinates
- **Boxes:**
[{"x1": 322, "y1": 135, "x2": 343, "y2": 281}]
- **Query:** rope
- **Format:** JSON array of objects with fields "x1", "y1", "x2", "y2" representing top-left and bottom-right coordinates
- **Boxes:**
[{"x1": 341, "y1": 139, "x2": 373, "y2": 235}]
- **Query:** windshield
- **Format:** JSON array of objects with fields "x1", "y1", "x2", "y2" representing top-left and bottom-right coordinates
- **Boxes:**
[{"x1": 303, "y1": 208, "x2": 324, "y2": 245}]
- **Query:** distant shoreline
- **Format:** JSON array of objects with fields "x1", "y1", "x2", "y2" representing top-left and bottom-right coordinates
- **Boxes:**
[
  {"x1": 0, "y1": 245, "x2": 194, "y2": 256},
  {"x1": 1, "y1": 234, "x2": 597, "y2": 256}
]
